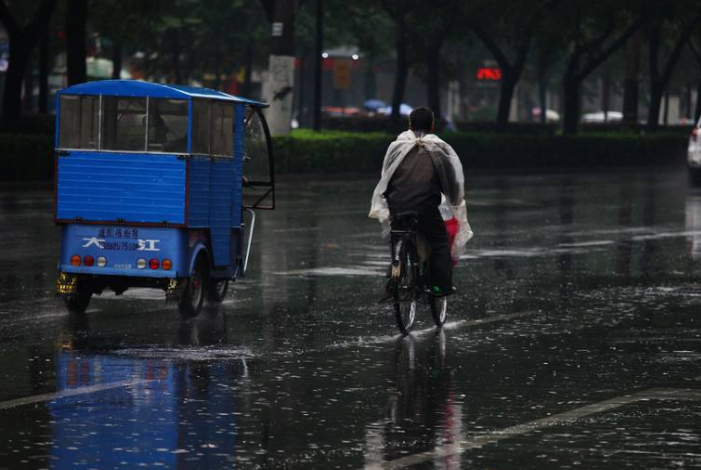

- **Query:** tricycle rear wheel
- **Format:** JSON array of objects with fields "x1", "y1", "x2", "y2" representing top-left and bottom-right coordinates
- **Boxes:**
[
  {"x1": 64, "y1": 283, "x2": 92, "y2": 314},
  {"x1": 179, "y1": 255, "x2": 208, "y2": 316}
]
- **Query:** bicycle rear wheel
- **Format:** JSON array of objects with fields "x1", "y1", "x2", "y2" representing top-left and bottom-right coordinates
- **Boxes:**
[
  {"x1": 430, "y1": 295, "x2": 448, "y2": 327},
  {"x1": 393, "y1": 244, "x2": 417, "y2": 335}
]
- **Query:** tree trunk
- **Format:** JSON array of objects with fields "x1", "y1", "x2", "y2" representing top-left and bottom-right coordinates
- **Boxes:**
[
  {"x1": 537, "y1": 53, "x2": 548, "y2": 125},
  {"x1": 496, "y1": 68, "x2": 517, "y2": 130},
  {"x1": 663, "y1": 91, "x2": 670, "y2": 125},
  {"x1": 645, "y1": 14, "x2": 700, "y2": 131},
  {"x1": 696, "y1": 78, "x2": 701, "y2": 123},
  {"x1": 39, "y1": 29, "x2": 48, "y2": 113},
  {"x1": 213, "y1": 47, "x2": 222, "y2": 90},
  {"x1": 562, "y1": 74, "x2": 581, "y2": 134},
  {"x1": 0, "y1": 0, "x2": 57, "y2": 124},
  {"x1": 170, "y1": 29, "x2": 181, "y2": 84},
  {"x1": 261, "y1": 0, "x2": 298, "y2": 135},
  {"x1": 647, "y1": 80, "x2": 664, "y2": 132},
  {"x1": 312, "y1": 0, "x2": 323, "y2": 131},
  {"x1": 2, "y1": 41, "x2": 32, "y2": 125},
  {"x1": 538, "y1": 78, "x2": 547, "y2": 124},
  {"x1": 111, "y1": 40, "x2": 123, "y2": 80},
  {"x1": 622, "y1": 30, "x2": 642, "y2": 127},
  {"x1": 364, "y1": 61, "x2": 376, "y2": 101},
  {"x1": 242, "y1": 41, "x2": 253, "y2": 97},
  {"x1": 23, "y1": 51, "x2": 35, "y2": 113},
  {"x1": 66, "y1": 0, "x2": 88, "y2": 85},
  {"x1": 601, "y1": 73, "x2": 611, "y2": 122},
  {"x1": 391, "y1": 14, "x2": 408, "y2": 128},
  {"x1": 426, "y1": 40, "x2": 442, "y2": 124}
]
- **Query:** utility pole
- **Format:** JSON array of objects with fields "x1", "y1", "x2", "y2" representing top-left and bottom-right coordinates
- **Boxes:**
[
  {"x1": 261, "y1": 0, "x2": 299, "y2": 135},
  {"x1": 622, "y1": 31, "x2": 642, "y2": 128},
  {"x1": 313, "y1": 0, "x2": 323, "y2": 131},
  {"x1": 66, "y1": 0, "x2": 88, "y2": 85},
  {"x1": 39, "y1": 28, "x2": 48, "y2": 113}
]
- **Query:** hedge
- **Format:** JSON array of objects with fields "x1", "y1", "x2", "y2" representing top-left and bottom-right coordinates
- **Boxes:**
[
  {"x1": 275, "y1": 130, "x2": 688, "y2": 173},
  {"x1": 0, "y1": 130, "x2": 688, "y2": 181}
]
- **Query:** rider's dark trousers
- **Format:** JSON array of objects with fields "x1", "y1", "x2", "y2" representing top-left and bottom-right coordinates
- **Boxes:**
[{"x1": 417, "y1": 207, "x2": 452, "y2": 290}]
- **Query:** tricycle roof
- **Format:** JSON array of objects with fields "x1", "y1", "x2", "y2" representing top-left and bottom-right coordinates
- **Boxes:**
[{"x1": 58, "y1": 79, "x2": 268, "y2": 107}]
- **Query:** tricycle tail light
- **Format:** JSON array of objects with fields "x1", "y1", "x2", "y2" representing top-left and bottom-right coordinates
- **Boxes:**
[
  {"x1": 83, "y1": 256, "x2": 94, "y2": 267},
  {"x1": 137, "y1": 258, "x2": 147, "y2": 269},
  {"x1": 162, "y1": 259, "x2": 172, "y2": 270},
  {"x1": 70, "y1": 255, "x2": 81, "y2": 267},
  {"x1": 97, "y1": 256, "x2": 107, "y2": 267}
]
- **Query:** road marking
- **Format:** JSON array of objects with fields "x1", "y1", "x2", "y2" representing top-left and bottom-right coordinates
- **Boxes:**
[
  {"x1": 631, "y1": 230, "x2": 701, "y2": 241},
  {"x1": 362, "y1": 387, "x2": 701, "y2": 470},
  {"x1": 0, "y1": 379, "x2": 150, "y2": 411}
]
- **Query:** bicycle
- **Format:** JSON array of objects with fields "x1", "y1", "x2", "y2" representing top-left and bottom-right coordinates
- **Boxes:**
[{"x1": 388, "y1": 212, "x2": 448, "y2": 335}]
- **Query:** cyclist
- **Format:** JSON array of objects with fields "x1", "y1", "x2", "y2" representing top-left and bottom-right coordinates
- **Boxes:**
[{"x1": 369, "y1": 107, "x2": 472, "y2": 297}]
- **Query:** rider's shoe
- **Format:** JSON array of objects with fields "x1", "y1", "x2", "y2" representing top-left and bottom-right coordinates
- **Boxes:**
[{"x1": 431, "y1": 285, "x2": 456, "y2": 297}]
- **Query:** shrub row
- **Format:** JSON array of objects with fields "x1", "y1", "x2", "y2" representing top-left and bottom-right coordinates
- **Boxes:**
[
  {"x1": 0, "y1": 130, "x2": 688, "y2": 181},
  {"x1": 274, "y1": 130, "x2": 688, "y2": 173}
]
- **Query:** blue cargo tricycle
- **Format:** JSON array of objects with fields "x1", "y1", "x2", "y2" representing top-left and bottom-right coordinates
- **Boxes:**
[{"x1": 54, "y1": 80, "x2": 275, "y2": 315}]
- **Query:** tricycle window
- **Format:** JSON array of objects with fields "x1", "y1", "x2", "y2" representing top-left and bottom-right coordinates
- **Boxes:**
[
  {"x1": 58, "y1": 95, "x2": 190, "y2": 154},
  {"x1": 147, "y1": 99, "x2": 188, "y2": 153},
  {"x1": 58, "y1": 95, "x2": 99, "y2": 149},
  {"x1": 211, "y1": 102, "x2": 233, "y2": 157},
  {"x1": 101, "y1": 97, "x2": 147, "y2": 152},
  {"x1": 191, "y1": 100, "x2": 211, "y2": 155},
  {"x1": 244, "y1": 107, "x2": 270, "y2": 183},
  {"x1": 191, "y1": 99, "x2": 234, "y2": 157}
]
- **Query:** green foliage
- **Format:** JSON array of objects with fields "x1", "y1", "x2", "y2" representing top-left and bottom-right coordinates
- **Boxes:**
[
  {"x1": 88, "y1": 0, "x2": 269, "y2": 87},
  {"x1": 272, "y1": 130, "x2": 688, "y2": 173},
  {"x1": 273, "y1": 130, "x2": 393, "y2": 173}
]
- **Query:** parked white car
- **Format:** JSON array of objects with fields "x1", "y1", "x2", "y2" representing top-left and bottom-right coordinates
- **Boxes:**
[
  {"x1": 581, "y1": 111, "x2": 623, "y2": 123},
  {"x1": 688, "y1": 116, "x2": 701, "y2": 180}
]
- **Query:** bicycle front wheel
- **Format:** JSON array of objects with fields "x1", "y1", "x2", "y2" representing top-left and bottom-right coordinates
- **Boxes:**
[
  {"x1": 430, "y1": 295, "x2": 448, "y2": 327},
  {"x1": 393, "y1": 245, "x2": 417, "y2": 335}
]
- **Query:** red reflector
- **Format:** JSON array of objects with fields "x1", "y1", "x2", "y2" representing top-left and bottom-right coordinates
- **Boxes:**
[
  {"x1": 70, "y1": 255, "x2": 81, "y2": 267},
  {"x1": 149, "y1": 258, "x2": 160, "y2": 270},
  {"x1": 83, "y1": 256, "x2": 95, "y2": 267}
]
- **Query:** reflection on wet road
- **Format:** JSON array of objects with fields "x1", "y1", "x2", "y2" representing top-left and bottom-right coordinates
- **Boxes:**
[{"x1": 2, "y1": 169, "x2": 701, "y2": 469}]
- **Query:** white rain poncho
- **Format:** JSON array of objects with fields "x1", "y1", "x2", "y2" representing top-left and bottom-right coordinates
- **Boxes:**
[{"x1": 368, "y1": 130, "x2": 474, "y2": 260}]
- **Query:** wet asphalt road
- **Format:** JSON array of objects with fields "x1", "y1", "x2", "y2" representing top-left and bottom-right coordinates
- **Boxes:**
[{"x1": 1, "y1": 169, "x2": 701, "y2": 469}]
